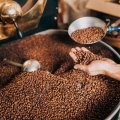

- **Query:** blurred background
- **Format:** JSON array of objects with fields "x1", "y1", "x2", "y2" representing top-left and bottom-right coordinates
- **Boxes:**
[{"x1": 0, "y1": 0, "x2": 120, "y2": 48}]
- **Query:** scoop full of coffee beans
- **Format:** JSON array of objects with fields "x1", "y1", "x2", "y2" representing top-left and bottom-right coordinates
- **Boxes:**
[{"x1": 71, "y1": 27, "x2": 105, "y2": 44}]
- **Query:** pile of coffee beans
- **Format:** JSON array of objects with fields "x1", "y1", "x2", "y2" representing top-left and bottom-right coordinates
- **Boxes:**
[
  {"x1": 0, "y1": 34, "x2": 119, "y2": 120},
  {"x1": 71, "y1": 27, "x2": 104, "y2": 44},
  {"x1": 75, "y1": 50, "x2": 102, "y2": 65}
]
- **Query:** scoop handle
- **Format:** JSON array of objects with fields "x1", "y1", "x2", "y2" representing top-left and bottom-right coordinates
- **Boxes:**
[
  {"x1": 3, "y1": 58, "x2": 23, "y2": 67},
  {"x1": 108, "y1": 26, "x2": 120, "y2": 33},
  {"x1": 13, "y1": 20, "x2": 23, "y2": 38}
]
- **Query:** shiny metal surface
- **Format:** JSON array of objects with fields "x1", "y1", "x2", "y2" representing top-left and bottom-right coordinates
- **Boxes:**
[
  {"x1": 23, "y1": 59, "x2": 41, "y2": 72},
  {"x1": 0, "y1": 0, "x2": 47, "y2": 40},
  {"x1": 3, "y1": 58, "x2": 41, "y2": 72},
  {"x1": 68, "y1": 17, "x2": 106, "y2": 36},
  {"x1": 0, "y1": 0, "x2": 23, "y2": 38},
  {"x1": 0, "y1": 1, "x2": 22, "y2": 23},
  {"x1": 68, "y1": 17, "x2": 120, "y2": 45},
  {"x1": 68, "y1": 17, "x2": 107, "y2": 45}
]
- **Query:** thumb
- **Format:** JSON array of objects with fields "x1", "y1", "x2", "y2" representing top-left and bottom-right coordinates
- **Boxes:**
[
  {"x1": 74, "y1": 64, "x2": 87, "y2": 71},
  {"x1": 111, "y1": 23, "x2": 118, "y2": 27},
  {"x1": 111, "y1": 19, "x2": 120, "y2": 27}
]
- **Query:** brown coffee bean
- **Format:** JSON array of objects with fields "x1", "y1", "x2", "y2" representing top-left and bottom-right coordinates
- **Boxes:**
[
  {"x1": 71, "y1": 27, "x2": 104, "y2": 44},
  {"x1": 0, "y1": 34, "x2": 119, "y2": 120},
  {"x1": 74, "y1": 50, "x2": 102, "y2": 65}
]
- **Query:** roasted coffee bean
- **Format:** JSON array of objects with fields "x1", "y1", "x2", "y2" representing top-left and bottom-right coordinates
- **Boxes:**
[
  {"x1": 71, "y1": 27, "x2": 104, "y2": 44},
  {"x1": 75, "y1": 50, "x2": 102, "y2": 65},
  {"x1": 0, "y1": 34, "x2": 119, "y2": 120}
]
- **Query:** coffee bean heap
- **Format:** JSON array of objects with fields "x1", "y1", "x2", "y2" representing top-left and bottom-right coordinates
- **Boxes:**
[
  {"x1": 54, "y1": 59, "x2": 74, "y2": 75},
  {"x1": 75, "y1": 50, "x2": 102, "y2": 65},
  {"x1": 88, "y1": 46, "x2": 113, "y2": 58},
  {"x1": 0, "y1": 48, "x2": 22, "y2": 86},
  {"x1": 0, "y1": 34, "x2": 119, "y2": 120},
  {"x1": 0, "y1": 70, "x2": 119, "y2": 120},
  {"x1": 71, "y1": 27, "x2": 104, "y2": 44}
]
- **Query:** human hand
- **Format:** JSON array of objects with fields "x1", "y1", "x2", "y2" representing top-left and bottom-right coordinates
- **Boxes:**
[
  {"x1": 111, "y1": 19, "x2": 120, "y2": 36},
  {"x1": 69, "y1": 47, "x2": 116, "y2": 76},
  {"x1": 74, "y1": 58, "x2": 116, "y2": 76}
]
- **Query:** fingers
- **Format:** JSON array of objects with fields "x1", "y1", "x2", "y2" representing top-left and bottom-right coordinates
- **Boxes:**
[
  {"x1": 71, "y1": 48, "x2": 76, "y2": 53},
  {"x1": 75, "y1": 47, "x2": 81, "y2": 51},
  {"x1": 111, "y1": 19, "x2": 120, "y2": 27},
  {"x1": 69, "y1": 47, "x2": 92, "y2": 63},
  {"x1": 69, "y1": 51, "x2": 78, "y2": 62},
  {"x1": 74, "y1": 64, "x2": 99, "y2": 75},
  {"x1": 81, "y1": 47, "x2": 93, "y2": 55},
  {"x1": 75, "y1": 47, "x2": 90, "y2": 53},
  {"x1": 81, "y1": 47, "x2": 89, "y2": 52},
  {"x1": 69, "y1": 48, "x2": 78, "y2": 62},
  {"x1": 74, "y1": 64, "x2": 105, "y2": 76},
  {"x1": 69, "y1": 47, "x2": 81, "y2": 63}
]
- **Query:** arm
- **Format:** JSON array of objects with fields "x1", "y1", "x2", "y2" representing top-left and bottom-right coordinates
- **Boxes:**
[
  {"x1": 74, "y1": 58, "x2": 120, "y2": 81},
  {"x1": 112, "y1": 19, "x2": 120, "y2": 27},
  {"x1": 69, "y1": 47, "x2": 120, "y2": 81},
  {"x1": 111, "y1": 19, "x2": 120, "y2": 36},
  {"x1": 105, "y1": 64, "x2": 120, "y2": 81}
]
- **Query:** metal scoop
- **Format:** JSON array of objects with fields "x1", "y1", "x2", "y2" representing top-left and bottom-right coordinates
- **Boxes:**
[
  {"x1": 0, "y1": 1, "x2": 23, "y2": 38},
  {"x1": 68, "y1": 17, "x2": 120, "y2": 45},
  {"x1": 3, "y1": 58, "x2": 41, "y2": 72}
]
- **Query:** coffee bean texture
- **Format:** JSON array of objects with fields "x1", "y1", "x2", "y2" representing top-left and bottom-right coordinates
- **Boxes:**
[
  {"x1": 71, "y1": 27, "x2": 104, "y2": 44},
  {"x1": 0, "y1": 34, "x2": 119, "y2": 120}
]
